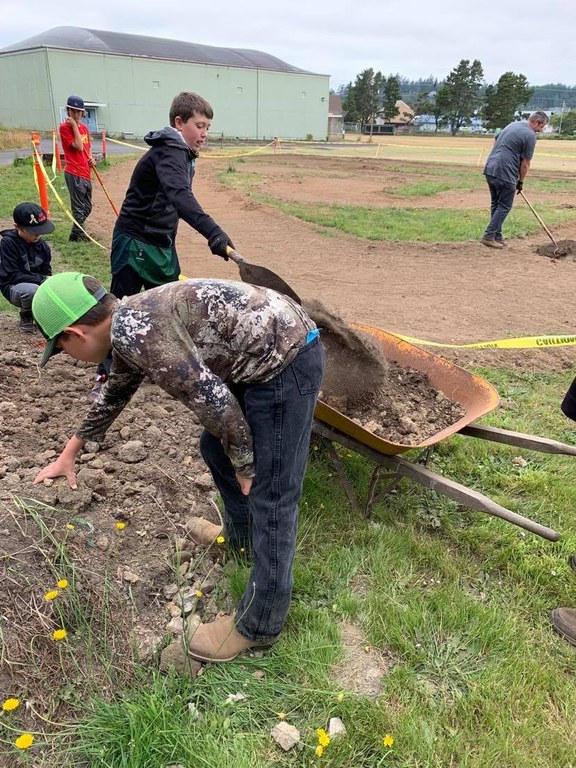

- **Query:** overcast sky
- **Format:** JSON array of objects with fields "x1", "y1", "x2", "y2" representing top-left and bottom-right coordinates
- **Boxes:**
[{"x1": 0, "y1": 0, "x2": 572, "y2": 91}]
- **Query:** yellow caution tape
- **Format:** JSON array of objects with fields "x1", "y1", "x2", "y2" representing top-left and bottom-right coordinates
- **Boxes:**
[
  {"x1": 351, "y1": 322, "x2": 576, "y2": 349},
  {"x1": 32, "y1": 145, "x2": 106, "y2": 250},
  {"x1": 107, "y1": 136, "x2": 278, "y2": 159}
]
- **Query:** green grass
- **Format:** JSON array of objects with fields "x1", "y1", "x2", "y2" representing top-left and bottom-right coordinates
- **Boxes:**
[{"x1": 218, "y1": 170, "x2": 573, "y2": 242}]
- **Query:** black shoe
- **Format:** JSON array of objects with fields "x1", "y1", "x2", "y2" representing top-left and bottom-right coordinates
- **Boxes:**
[
  {"x1": 69, "y1": 232, "x2": 91, "y2": 242},
  {"x1": 569, "y1": 554, "x2": 576, "y2": 576},
  {"x1": 19, "y1": 311, "x2": 35, "y2": 333}
]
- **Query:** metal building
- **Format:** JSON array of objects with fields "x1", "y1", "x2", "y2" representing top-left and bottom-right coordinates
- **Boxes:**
[{"x1": 0, "y1": 27, "x2": 330, "y2": 140}]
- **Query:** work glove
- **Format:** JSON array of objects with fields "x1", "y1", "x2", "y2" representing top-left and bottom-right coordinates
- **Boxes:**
[
  {"x1": 208, "y1": 230, "x2": 234, "y2": 260},
  {"x1": 516, "y1": 180, "x2": 524, "y2": 194}
]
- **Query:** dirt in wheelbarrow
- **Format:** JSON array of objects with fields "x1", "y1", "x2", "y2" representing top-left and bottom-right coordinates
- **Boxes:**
[{"x1": 309, "y1": 300, "x2": 466, "y2": 446}]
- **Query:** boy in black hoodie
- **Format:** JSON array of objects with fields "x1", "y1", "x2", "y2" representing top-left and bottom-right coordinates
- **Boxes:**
[
  {"x1": 0, "y1": 202, "x2": 54, "y2": 332},
  {"x1": 93, "y1": 91, "x2": 235, "y2": 396}
]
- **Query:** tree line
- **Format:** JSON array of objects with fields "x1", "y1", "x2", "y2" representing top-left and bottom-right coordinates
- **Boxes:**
[{"x1": 340, "y1": 61, "x2": 569, "y2": 135}]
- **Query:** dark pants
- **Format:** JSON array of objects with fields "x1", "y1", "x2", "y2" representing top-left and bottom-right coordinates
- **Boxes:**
[
  {"x1": 484, "y1": 175, "x2": 516, "y2": 241},
  {"x1": 97, "y1": 265, "x2": 159, "y2": 378},
  {"x1": 65, "y1": 172, "x2": 92, "y2": 240},
  {"x1": 200, "y1": 337, "x2": 324, "y2": 642}
]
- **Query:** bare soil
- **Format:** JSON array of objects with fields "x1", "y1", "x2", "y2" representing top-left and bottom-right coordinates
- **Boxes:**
[{"x1": 2, "y1": 151, "x2": 576, "y2": 738}]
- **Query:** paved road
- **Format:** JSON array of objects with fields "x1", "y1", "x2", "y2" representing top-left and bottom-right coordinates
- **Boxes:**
[{"x1": 0, "y1": 138, "x2": 143, "y2": 166}]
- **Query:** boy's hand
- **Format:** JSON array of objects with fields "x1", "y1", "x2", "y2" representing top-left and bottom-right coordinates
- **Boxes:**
[
  {"x1": 208, "y1": 230, "x2": 234, "y2": 260},
  {"x1": 235, "y1": 473, "x2": 252, "y2": 495},
  {"x1": 34, "y1": 458, "x2": 78, "y2": 490}
]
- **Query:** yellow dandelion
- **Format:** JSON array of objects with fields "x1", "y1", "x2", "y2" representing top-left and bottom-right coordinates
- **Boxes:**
[
  {"x1": 216, "y1": 535, "x2": 225, "y2": 544},
  {"x1": 277, "y1": 711, "x2": 286, "y2": 720},
  {"x1": 2, "y1": 698, "x2": 20, "y2": 712},
  {"x1": 15, "y1": 733, "x2": 34, "y2": 750},
  {"x1": 115, "y1": 521, "x2": 126, "y2": 531},
  {"x1": 315, "y1": 745, "x2": 324, "y2": 757},
  {"x1": 56, "y1": 579, "x2": 68, "y2": 589},
  {"x1": 240, "y1": 547, "x2": 245, "y2": 553},
  {"x1": 336, "y1": 692, "x2": 344, "y2": 702},
  {"x1": 195, "y1": 590, "x2": 203, "y2": 598},
  {"x1": 65, "y1": 523, "x2": 74, "y2": 530},
  {"x1": 52, "y1": 628, "x2": 67, "y2": 641},
  {"x1": 44, "y1": 589, "x2": 59, "y2": 601},
  {"x1": 383, "y1": 734, "x2": 394, "y2": 748},
  {"x1": 316, "y1": 728, "x2": 330, "y2": 747}
]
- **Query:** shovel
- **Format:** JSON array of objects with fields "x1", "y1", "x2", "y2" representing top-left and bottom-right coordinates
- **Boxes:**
[
  {"x1": 519, "y1": 191, "x2": 562, "y2": 257},
  {"x1": 226, "y1": 247, "x2": 302, "y2": 304}
]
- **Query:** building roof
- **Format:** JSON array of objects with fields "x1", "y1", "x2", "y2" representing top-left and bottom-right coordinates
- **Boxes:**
[{"x1": 0, "y1": 26, "x2": 321, "y2": 75}]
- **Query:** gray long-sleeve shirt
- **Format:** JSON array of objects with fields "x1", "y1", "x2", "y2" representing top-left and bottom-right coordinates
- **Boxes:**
[{"x1": 75, "y1": 279, "x2": 316, "y2": 476}]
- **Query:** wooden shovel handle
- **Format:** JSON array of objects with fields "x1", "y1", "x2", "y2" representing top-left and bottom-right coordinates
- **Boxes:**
[{"x1": 226, "y1": 246, "x2": 246, "y2": 264}]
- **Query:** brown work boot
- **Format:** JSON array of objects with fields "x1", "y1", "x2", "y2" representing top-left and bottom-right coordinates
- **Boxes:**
[
  {"x1": 551, "y1": 607, "x2": 576, "y2": 646},
  {"x1": 569, "y1": 554, "x2": 576, "y2": 576},
  {"x1": 184, "y1": 516, "x2": 223, "y2": 546},
  {"x1": 187, "y1": 615, "x2": 271, "y2": 662},
  {"x1": 480, "y1": 237, "x2": 505, "y2": 249}
]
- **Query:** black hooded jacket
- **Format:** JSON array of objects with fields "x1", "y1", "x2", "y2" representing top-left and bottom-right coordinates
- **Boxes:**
[
  {"x1": 114, "y1": 127, "x2": 222, "y2": 248},
  {"x1": 0, "y1": 228, "x2": 52, "y2": 300}
]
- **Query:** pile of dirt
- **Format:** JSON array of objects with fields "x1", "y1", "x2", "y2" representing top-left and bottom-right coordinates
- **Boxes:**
[
  {"x1": 536, "y1": 239, "x2": 576, "y2": 260},
  {"x1": 306, "y1": 300, "x2": 465, "y2": 445}
]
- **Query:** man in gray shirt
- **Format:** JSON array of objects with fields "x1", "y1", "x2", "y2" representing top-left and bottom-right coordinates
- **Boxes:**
[{"x1": 481, "y1": 111, "x2": 548, "y2": 248}]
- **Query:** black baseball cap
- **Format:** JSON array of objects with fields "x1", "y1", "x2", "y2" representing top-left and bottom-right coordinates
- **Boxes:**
[{"x1": 13, "y1": 203, "x2": 55, "y2": 235}]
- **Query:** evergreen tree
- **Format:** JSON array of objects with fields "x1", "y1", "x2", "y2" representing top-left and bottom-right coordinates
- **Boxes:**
[
  {"x1": 435, "y1": 59, "x2": 484, "y2": 135},
  {"x1": 483, "y1": 72, "x2": 534, "y2": 130},
  {"x1": 342, "y1": 69, "x2": 383, "y2": 124},
  {"x1": 381, "y1": 75, "x2": 401, "y2": 121}
]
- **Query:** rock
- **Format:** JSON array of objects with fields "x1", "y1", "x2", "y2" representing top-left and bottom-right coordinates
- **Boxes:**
[
  {"x1": 166, "y1": 616, "x2": 184, "y2": 634},
  {"x1": 271, "y1": 721, "x2": 300, "y2": 751},
  {"x1": 134, "y1": 628, "x2": 164, "y2": 662},
  {"x1": 173, "y1": 589, "x2": 198, "y2": 615},
  {"x1": 117, "y1": 440, "x2": 148, "y2": 463},
  {"x1": 96, "y1": 535, "x2": 110, "y2": 552},
  {"x1": 163, "y1": 583, "x2": 179, "y2": 600},
  {"x1": 118, "y1": 567, "x2": 140, "y2": 583},
  {"x1": 159, "y1": 640, "x2": 202, "y2": 678},
  {"x1": 328, "y1": 717, "x2": 347, "y2": 739},
  {"x1": 76, "y1": 468, "x2": 108, "y2": 493},
  {"x1": 84, "y1": 441, "x2": 100, "y2": 453},
  {"x1": 195, "y1": 472, "x2": 214, "y2": 491}
]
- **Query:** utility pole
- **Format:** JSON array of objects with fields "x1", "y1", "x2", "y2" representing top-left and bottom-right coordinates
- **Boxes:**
[{"x1": 559, "y1": 100, "x2": 566, "y2": 134}]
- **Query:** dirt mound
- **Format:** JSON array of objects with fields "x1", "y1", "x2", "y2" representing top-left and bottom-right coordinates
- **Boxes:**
[{"x1": 536, "y1": 239, "x2": 576, "y2": 260}]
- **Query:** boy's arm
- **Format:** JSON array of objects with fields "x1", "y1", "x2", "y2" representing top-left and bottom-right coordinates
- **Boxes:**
[
  {"x1": 33, "y1": 355, "x2": 145, "y2": 488},
  {"x1": 114, "y1": 307, "x2": 255, "y2": 476}
]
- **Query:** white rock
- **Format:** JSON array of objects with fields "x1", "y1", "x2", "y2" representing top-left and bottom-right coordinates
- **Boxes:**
[
  {"x1": 328, "y1": 717, "x2": 347, "y2": 739},
  {"x1": 271, "y1": 721, "x2": 300, "y2": 751}
]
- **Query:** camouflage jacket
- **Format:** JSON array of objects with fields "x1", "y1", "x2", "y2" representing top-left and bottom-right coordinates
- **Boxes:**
[{"x1": 75, "y1": 279, "x2": 316, "y2": 476}]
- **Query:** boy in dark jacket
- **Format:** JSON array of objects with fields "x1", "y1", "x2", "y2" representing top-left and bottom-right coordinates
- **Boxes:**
[
  {"x1": 93, "y1": 91, "x2": 235, "y2": 396},
  {"x1": 0, "y1": 202, "x2": 54, "y2": 332}
]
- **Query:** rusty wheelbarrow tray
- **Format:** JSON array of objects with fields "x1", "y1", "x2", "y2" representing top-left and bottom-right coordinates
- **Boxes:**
[{"x1": 314, "y1": 324, "x2": 576, "y2": 541}]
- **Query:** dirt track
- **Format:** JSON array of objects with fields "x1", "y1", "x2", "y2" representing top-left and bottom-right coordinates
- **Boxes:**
[{"x1": 87, "y1": 152, "x2": 576, "y2": 373}]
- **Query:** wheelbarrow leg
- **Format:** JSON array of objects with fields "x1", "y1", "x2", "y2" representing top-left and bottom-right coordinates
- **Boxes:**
[{"x1": 313, "y1": 422, "x2": 560, "y2": 541}]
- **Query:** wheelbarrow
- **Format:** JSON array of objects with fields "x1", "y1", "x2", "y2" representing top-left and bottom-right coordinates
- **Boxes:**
[{"x1": 313, "y1": 323, "x2": 576, "y2": 541}]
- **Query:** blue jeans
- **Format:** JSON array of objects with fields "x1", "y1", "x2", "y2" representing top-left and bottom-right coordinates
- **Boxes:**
[
  {"x1": 9, "y1": 282, "x2": 40, "y2": 311},
  {"x1": 484, "y1": 175, "x2": 516, "y2": 240},
  {"x1": 199, "y1": 336, "x2": 324, "y2": 643}
]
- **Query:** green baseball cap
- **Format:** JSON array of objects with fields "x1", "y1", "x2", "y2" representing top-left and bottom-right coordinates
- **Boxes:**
[{"x1": 32, "y1": 272, "x2": 107, "y2": 367}]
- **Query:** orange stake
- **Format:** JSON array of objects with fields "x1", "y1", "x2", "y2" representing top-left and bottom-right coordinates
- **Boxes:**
[{"x1": 31, "y1": 132, "x2": 50, "y2": 215}]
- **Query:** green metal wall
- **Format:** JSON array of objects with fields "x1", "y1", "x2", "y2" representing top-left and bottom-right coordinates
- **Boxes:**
[{"x1": 0, "y1": 48, "x2": 329, "y2": 140}]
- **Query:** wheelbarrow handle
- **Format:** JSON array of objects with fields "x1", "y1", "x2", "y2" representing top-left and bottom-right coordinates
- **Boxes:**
[{"x1": 226, "y1": 246, "x2": 246, "y2": 264}]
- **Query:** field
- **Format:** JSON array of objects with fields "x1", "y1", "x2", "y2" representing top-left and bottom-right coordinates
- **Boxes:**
[{"x1": 1, "y1": 136, "x2": 576, "y2": 767}]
